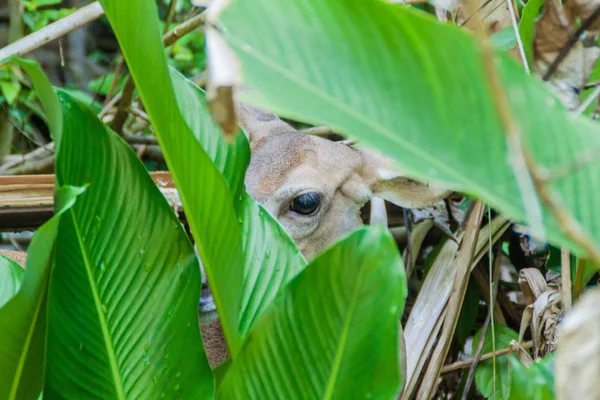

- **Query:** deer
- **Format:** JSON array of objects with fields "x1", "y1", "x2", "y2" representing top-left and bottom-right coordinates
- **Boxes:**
[{"x1": 0, "y1": 91, "x2": 451, "y2": 396}]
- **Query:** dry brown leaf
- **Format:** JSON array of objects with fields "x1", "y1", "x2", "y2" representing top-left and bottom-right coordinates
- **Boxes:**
[
  {"x1": 455, "y1": 0, "x2": 516, "y2": 35},
  {"x1": 531, "y1": 285, "x2": 561, "y2": 358},
  {"x1": 409, "y1": 200, "x2": 456, "y2": 241},
  {"x1": 518, "y1": 268, "x2": 548, "y2": 304},
  {"x1": 516, "y1": 268, "x2": 562, "y2": 359},
  {"x1": 556, "y1": 286, "x2": 600, "y2": 400},
  {"x1": 404, "y1": 219, "x2": 435, "y2": 279},
  {"x1": 533, "y1": 0, "x2": 600, "y2": 109}
]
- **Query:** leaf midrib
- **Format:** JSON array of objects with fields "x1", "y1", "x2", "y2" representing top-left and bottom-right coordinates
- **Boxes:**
[
  {"x1": 70, "y1": 209, "x2": 126, "y2": 400},
  {"x1": 8, "y1": 268, "x2": 49, "y2": 400},
  {"x1": 322, "y1": 253, "x2": 367, "y2": 399}
]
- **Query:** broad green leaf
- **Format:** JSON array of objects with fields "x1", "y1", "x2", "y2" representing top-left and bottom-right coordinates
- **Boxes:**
[
  {"x1": 473, "y1": 324, "x2": 519, "y2": 400},
  {"x1": 0, "y1": 185, "x2": 81, "y2": 400},
  {"x1": 98, "y1": 0, "x2": 245, "y2": 354},
  {"x1": 236, "y1": 193, "x2": 306, "y2": 335},
  {"x1": 98, "y1": 0, "x2": 307, "y2": 352},
  {"x1": 9, "y1": 57, "x2": 62, "y2": 143},
  {"x1": 217, "y1": 227, "x2": 407, "y2": 399},
  {"x1": 0, "y1": 255, "x2": 24, "y2": 308},
  {"x1": 43, "y1": 91, "x2": 213, "y2": 399},
  {"x1": 218, "y1": 0, "x2": 600, "y2": 260},
  {"x1": 168, "y1": 68, "x2": 307, "y2": 334},
  {"x1": 519, "y1": 0, "x2": 544, "y2": 67},
  {"x1": 509, "y1": 353, "x2": 555, "y2": 400}
]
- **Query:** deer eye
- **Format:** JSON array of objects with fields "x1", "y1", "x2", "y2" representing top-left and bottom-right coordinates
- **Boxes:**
[{"x1": 290, "y1": 192, "x2": 321, "y2": 215}]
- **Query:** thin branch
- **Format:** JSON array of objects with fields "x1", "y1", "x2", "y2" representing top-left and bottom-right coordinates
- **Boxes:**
[
  {"x1": 575, "y1": 84, "x2": 600, "y2": 114},
  {"x1": 110, "y1": 11, "x2": 206, "y2": 134},
  {"x1": 0, "y1": 2, "x2": 104, "y2": 62},
  {"x1": 543, "y1": 5, "x2": 600, "y2": 81},
  {"x1": 440, "y1": 341, "x2": 534, "y2": 374},
  {"x1": 163, "y1": 0, "x2": 178, "y2": 36},
  {"x1": 505, "y1": 0, "x2": 530, "y2": 73},
  {"x1": 561, "y1": 248, "x2": 572, "y2": 310}
]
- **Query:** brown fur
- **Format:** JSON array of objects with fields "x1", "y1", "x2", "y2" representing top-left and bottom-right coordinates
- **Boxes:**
[{"x1": 0, "y1": 249, "x2": 27, "y2": 266}]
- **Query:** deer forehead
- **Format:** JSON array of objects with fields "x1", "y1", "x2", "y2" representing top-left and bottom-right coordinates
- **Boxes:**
[{"x1": 245, "y1": 133, "x2": 366, "y2": 204}]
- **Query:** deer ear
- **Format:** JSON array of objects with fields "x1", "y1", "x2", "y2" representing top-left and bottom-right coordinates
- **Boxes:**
[
  {"x1": 358, "y1": 147, "x2": 452, "y2": 208},
  {"x1": 233, "y1": 86, "x2": 296, "y2": 145}
]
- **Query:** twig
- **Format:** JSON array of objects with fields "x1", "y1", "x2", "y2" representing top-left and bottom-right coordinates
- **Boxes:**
[
  {"x1": 111, "y1": 11, "x2": 206, "y2": 134},
  {"x1": 0, "y1": 2, "x2": 104, "y2": 62},
  {"x1": 163, "y1": 0, "x2": 179, "y2": 35},
  {"x1": 561, "y1": 248, "x2": 572, "y2": 310},
  {"x1": 440, "y1": 341, "x2": 534, "y2": 374},
  {"x1": 505, "y1": 0, "x2": 529, "y2": 73},
  {"x1": 98, "y1": 92, "x2": 122, "y2": 119},
  {"x1": 575, "y1": 84, "x2": 600, "y2": 114},
  {"x1": 573, "y1": 258, "x2": 586, "y2": 302},
  {"x1": 125, "y1": 134, "x2": 158, "y2": 146},
  {"x1": 103, "y1": 55, "x2": 125, "y2": 107},
  {"x1": 163, "y1": 11, "x2": 206, "y2": 47},
  {"x1": 543, "y1": 5, "x2": 600, "y2": 81},
  {"x1": 129, "y1": 106, "x2": 151, "y2": 123},
  {"x1": 3, "y1": 154, "x2": 55, "y2": 175}
]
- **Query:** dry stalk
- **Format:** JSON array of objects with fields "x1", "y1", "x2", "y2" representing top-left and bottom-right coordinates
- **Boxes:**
[
  {"x1": 561, "y1": 247, "x2": 572, "y2": 310},
  {"x1": 417, "y1": 201, "x2": 486, "y2": 399}
]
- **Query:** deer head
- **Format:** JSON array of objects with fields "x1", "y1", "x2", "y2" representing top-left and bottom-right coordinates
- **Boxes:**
[
  {"x1": 237, "y1": 99, "x2": 451, "y2": 260},
  {"x1": 199, "y1": 93, "x2": 452, "y2": 383}
]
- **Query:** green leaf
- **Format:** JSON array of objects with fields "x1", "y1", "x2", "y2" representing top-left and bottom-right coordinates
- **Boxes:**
[
  {"x1": 0, "y1": 255, "x2": 24, "y2": 309},
  {"x1": 98, "y1": 0, "x2": 246, "y2": 355},
  {"x1": 42, "y1": 90, "x2": 213, "y2": 399},
  {"x1": 218, "y1": 0, "x2": 600, "y2": 260},
  {"x1": 0, "y1": 185, "x2": 82, "y2": 400},
  {"x1": 519, "y1": 0, "x2": 545, "y2": 67},
  {"x1": 98, "y1": 0, "x2": 308, "y2": 355},
  {"x1": 237, "y1": 193, "x2": 306, "y2": 335},
  {"x1": 509, "y1": 353, "x2": 555, "y2": 400},
  {"x1": 0, "y1": 79, "x2": 21, "y2": 105},
  {"x1": 217, "y1": 226, "x2": 407, "y2": 399},
  {"x1": 473, "y1": 324, "x2": 519, "y2": 400},
  {"x1": 489, "y1": 26, "x2": 517, "y2": 51},
  {"x1": 8, "y1": 57, "x2": 62, "y2": 144}
]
